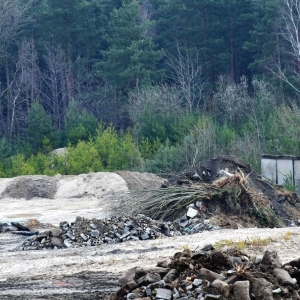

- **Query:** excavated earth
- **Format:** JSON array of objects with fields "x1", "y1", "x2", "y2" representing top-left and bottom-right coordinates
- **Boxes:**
[{"x1": 0, "y1": 157, "x2": 300, "y2": 299}]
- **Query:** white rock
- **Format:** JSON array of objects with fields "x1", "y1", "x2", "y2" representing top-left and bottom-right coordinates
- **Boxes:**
[{"x1": 186, "y1": 207, "x2": 198, "y2": 219}]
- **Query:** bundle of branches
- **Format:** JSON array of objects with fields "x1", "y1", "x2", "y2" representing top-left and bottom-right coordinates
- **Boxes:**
[{"x1": 115, "y1": 170, "x2": 283, "y2": 227}]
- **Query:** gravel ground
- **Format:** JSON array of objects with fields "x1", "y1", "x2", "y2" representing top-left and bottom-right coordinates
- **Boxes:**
[{"x1": 0, "y1": 226, "x2": 300, "y2": 299}]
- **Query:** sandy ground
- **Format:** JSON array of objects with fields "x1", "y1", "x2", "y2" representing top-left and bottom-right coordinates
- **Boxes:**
[
  {"x1": 0, "y1": 172, "x2": 130, "y2": 225},
  {"x1": 0, "y1": 172, "x2": 300, "y2": 299}
]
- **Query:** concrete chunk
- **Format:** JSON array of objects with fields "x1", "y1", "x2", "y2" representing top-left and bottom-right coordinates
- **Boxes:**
[
  {"x1": 211, "y1": 279, "x2": 230, "y2": 298},
  {"x1": 186, "y1": 207, "x2": 198, "y2": 219},
  {"x1": 233, "y1": 281, "x2": 251, "y2": 300},
  {"x1": 273, "y1": 268, "x2": 295, "y2": 285},
  {"x1": 199, "y1": 268, "x2": 225, "y2": 282},
  {"x1": 90, "y1": 230, "x2": 99, "y2": 238},
  {"x1": 156, "y1": 288, "x2": 172, "y2": 300}
]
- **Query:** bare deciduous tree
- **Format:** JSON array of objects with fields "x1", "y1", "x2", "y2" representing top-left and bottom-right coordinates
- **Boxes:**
[
  {"x1": 0, "y1": 39, "x2": 40, "y2": 140},
  {"x1": 42, "y1": 46, "x2": 76, "y2": 130},
  {"x1": 180, "y1": 117, "x2": 218, "y2": 168},
  {"x1": 0, "y1": 0, "x2": 34, "y2": 139},
  {"x1": 167, "y1": 43, "x2": 206, "y2": 113},
  {"x1": 213, "y1": 75, "x2": 250, "y2": 125},
  {"x1": 271, "y1": 0, "x2": 300, "y2": 93},
  {"x1": 0, "y1": 0, "x2": 33, "y2": 61}
]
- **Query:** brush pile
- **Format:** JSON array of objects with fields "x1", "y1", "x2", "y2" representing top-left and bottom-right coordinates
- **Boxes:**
[{"x1": 114, "y1": 156, "x2": 300, "y2": 228}]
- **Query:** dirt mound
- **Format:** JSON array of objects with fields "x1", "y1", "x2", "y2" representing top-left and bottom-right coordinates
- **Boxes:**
[
  {"x1": 1, "y1": 176, "x2": 58, "y2": 200},
  {"x1": 118, "y1": 156, "x2": 300, "y2": 228},
  {"x1": 166, "y1": 156, "x2": 300, "y2": 227},
  {"x1": 116, "y1": 171, "x2": 165, "y2": 190}
]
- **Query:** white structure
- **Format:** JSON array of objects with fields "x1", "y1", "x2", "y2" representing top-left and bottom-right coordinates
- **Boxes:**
[
  {"x1": 261, "y1": 155, "x2": 277, "y2": 183},
  {"x1": 261, "y1": 155, "x2": 299, "y2": 193}
]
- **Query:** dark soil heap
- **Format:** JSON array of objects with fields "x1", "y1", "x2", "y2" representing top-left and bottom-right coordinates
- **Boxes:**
[{"x1": 132, "y1": 156, "x2": 300, "y2": 228}]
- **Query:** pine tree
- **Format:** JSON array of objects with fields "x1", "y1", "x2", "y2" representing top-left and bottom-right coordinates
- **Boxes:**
[
  {"x1": 245, "y1": 0, "x2": 283, "y2": 82},
  {"x1": 100, "y1": 0, "x2": 164, "y2": 92},
  {"x1": 25, "y1": 101, "x2": 53, "y2": 153}
]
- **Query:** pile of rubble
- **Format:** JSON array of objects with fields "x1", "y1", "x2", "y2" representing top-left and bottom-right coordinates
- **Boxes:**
[
  {"x1": 114, "y1": 246, "x2": 300, "y2": 300},
  {"x1": 116, "y1": 156, "x2": 300, "y2": 228},
  {"x1": 167, "y1": 156, "x2": 300, "y2": 227},
  {"x1": 14, "y1": 207, "x2": 220, "y2": 251}
]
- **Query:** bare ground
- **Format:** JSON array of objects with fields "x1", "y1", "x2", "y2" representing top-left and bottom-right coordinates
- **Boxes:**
[
  {"x1": 0, "y1": 226, "x2": 300, "y2": 299},
  {"x1": 0, "y1": 170, "x2": 300, "y2": 299}
]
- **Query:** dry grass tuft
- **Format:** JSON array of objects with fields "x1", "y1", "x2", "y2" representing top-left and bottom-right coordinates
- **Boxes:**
[{"x1": 215, "y1": 236, "x2": 273, "y2": 251}]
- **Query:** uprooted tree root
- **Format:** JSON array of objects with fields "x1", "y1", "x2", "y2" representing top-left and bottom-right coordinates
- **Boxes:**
[{"x1": 115, "y1": 170, "x2": 283, "y2": 227}]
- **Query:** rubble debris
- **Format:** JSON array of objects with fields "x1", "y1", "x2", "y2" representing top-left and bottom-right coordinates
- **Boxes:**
[
  {"x1": 16, "y1": 211, "x2": 220, "y2": 251},
  {"x1": 114, "y1": 246, "x2": 300, "y2": 300},
  {"x1": 114, "y1": 156, "x2": 300, "y2": 228}
]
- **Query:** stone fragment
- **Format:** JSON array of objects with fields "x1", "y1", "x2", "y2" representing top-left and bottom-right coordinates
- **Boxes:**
[
  {"x1": 186, "y1": 207, "x2": 198, "y2": 219},
  {"x1": 157, "y1": 260, "x2": 169, "y2": 268},
  {"x1": 51, "y1": 237, "x2": 62, "y2": 247},
  {"x1": 66, "y1": 233, "x2": 75, "y2": 240},
  {"x1": 273, "y1": 268, "x2": 295, "y2": 285},
  {"x1": 119, "y1": 267, "x2": 137, "y2": 286},
  {"x1": 211, "y1": 279, "x2": 230, "y2": 298},
  {"x1": 233, "y1": 281, "x2": 251, "y2": 300},
  {"x1": 291, "y1": 290, "x2": 300, "y2": 299},
  {"x1": 199, "y1": 268, "x2": 225, "y2": 282},
  {"x1": 163, "y1": 269, "x2": 178, "y2": 283},
  {"x1": 254, "y1": 257, "x2": 262, "y2": 264},
  {"x1": 250, "y1": 278, "x2": 273, "y2": 300},
  {"x1": 173, "y1": 288, "x2": 180, "y2": 299},
  {"x1": 228, "y1": 256, "x2": 242, "y2": 267},
  {"x1": 51, "y1": 228, "x2": 62, "y2": 237},
  {"x1": 120, "y1": 232, "x2": 131, "y2": 240},
  {"x1": 262, "y1": 250, "x2": 282, "y2": 268},
  {"x1": 272, "y1": 288, "x2": 281, "y2": 293},
  {"x1": 90, "y1": 223, "x2": 97, "y2": 230},
  {"x1": 90, "y1": 230, "x2": 99, "y2": 238},
  {"x1": 127, "y1": 293, "x2": 138, "y2": 299},
  {"x1": 11, "y1": 222, "x2": 31, "y2": 231},
  {"x1": 204, "y1": 295, "x2": 221, "y2": 300},
  {"x1": 10, "y1": 231, "x2": 37, "y2": 236},
  {"x1": 118, "y1": 222, "x2": 125, "y2": 229},
  {"x1": 140, "y1": 233, "x2": 149, "y2": 240},
  {"x1": 190, "y1": 223, "x2": 204, "y2": 233},
  {"x1": 2, "y1": 225, "x2": 18, "y2": 232},
  {"x1": 80, "y1": 233, "x2": 87, "y2": 241},
  {"x1": 138, "y1": 273, "x2": 161, "y2": 286},
  {"x1": 179, "y1": 221, "x2": 189, "y2": 228},
  {"x1": 225, "y1": 275, "x2": 238, "y2": 285},
  {"x1": 63, "y1": 240, "x2": 73, "y2": 248},
  {"x1": 201, "y1": 244, "x2": 214, "y2": 251},
  {"x1": 156, "y1": 288, "x2": 172, "y2": 300},
  {"x1": 145, "y1": 288, "x2": 152, "y2": 296},
  {"x1": 192, "y1": 279, "x2": 202, "y2": 287}
]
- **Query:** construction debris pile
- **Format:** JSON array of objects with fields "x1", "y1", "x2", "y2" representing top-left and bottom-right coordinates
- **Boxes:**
[
  {"x1": 14, "y1": 212, "x2": 220, "y2": 251},
  {"x1": 114, "y1": 246, "x2": 300, "y2": 300},
  {"x1": 114, "y1": 156, "x2": 300, "y2": 228}
]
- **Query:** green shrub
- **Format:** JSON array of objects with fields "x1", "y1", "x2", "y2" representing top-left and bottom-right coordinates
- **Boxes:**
[
  {"x1": 144, "y1": 140, "x2": 182, "y2": 175},
  {"x1": 28, "y1": 153, "x2": 51, "y2": 174},
  {"x1": 67, "y1": 141, "x2": 103, "y2": 175},
  {"x1": 8, "y1": 154, "x2": 35, "y2": 176},
  {"x1": 94, "y1": 124, "x2": 119, "y2": 170}
]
